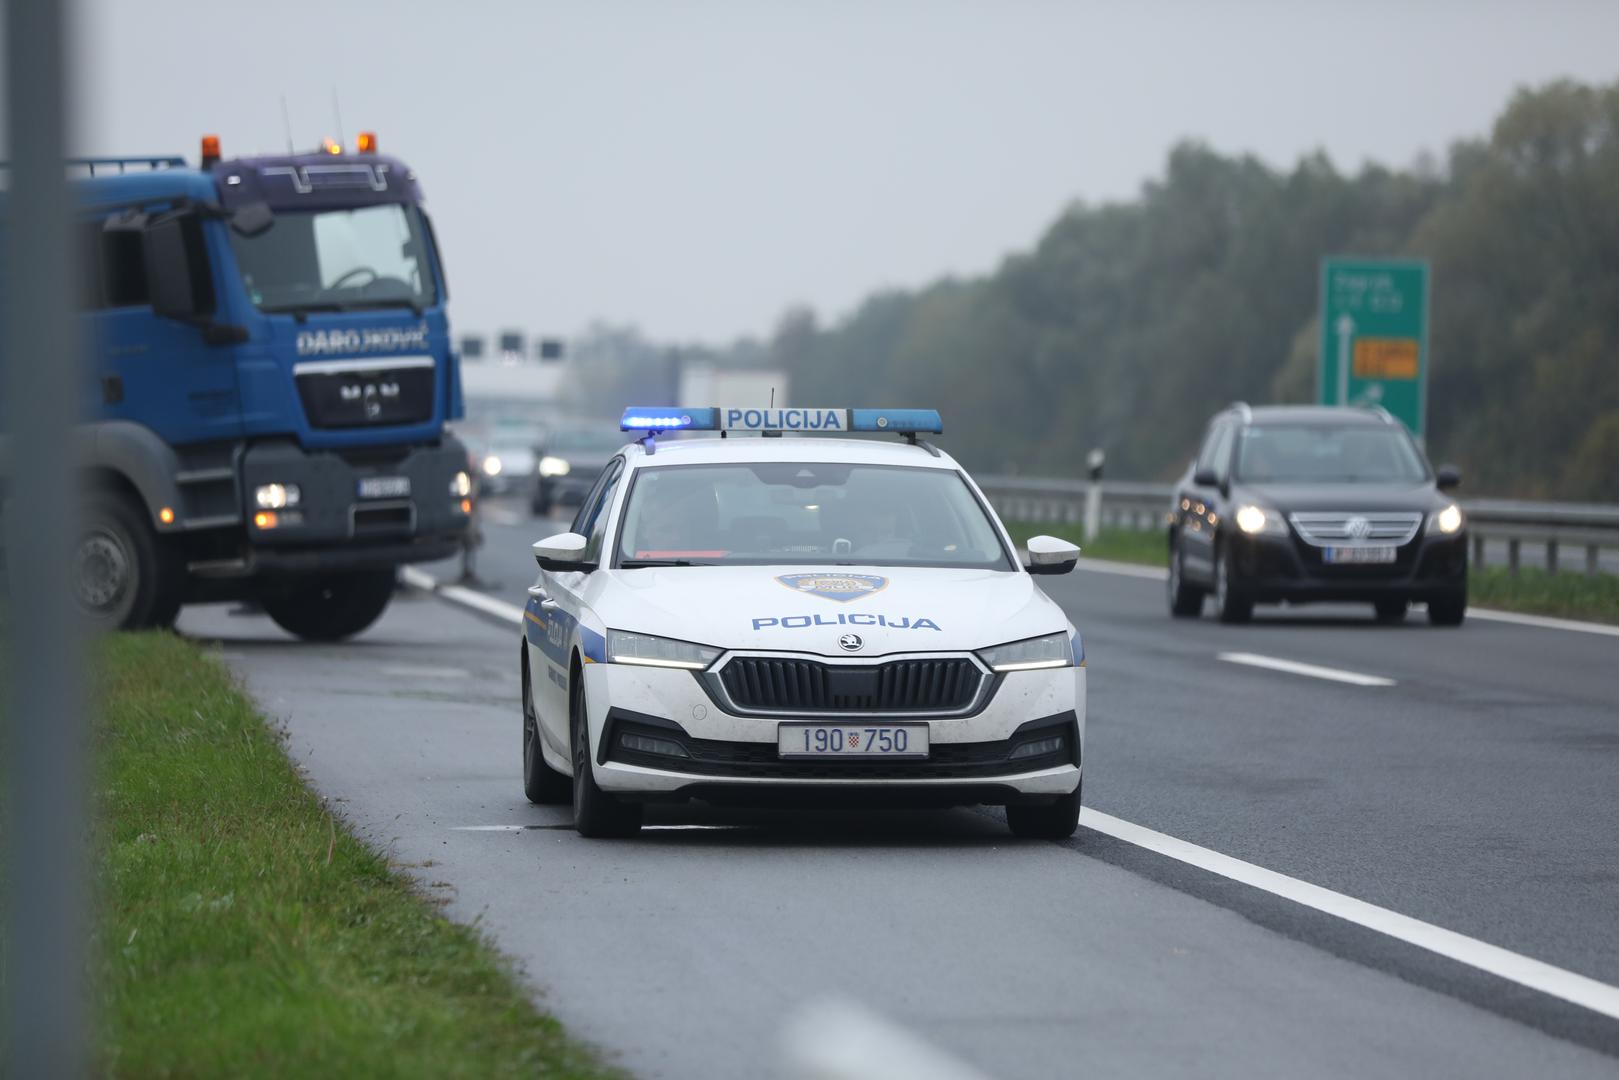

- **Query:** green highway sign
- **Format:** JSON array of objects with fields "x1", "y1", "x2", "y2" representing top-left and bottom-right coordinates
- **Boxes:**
[{"x1": 1317, "y1": 258, "x2": 1430, "y2": 438}]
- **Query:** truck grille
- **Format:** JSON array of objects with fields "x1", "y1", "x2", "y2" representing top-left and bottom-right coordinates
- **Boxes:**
[
  {"x1": 1287, "y1": 511, "x2": 1422, "y2": 547},
  {"x1": 715, "y1": 657, "x2": 986, "y2": 715},
  {"x1": 294, "y1": 357, "x2": 435, "y2": 429}
]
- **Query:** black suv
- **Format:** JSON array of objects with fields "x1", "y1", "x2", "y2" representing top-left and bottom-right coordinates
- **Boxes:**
[{"x1": 1167, "y1": 404, "x2": 1467, "y2": 626}]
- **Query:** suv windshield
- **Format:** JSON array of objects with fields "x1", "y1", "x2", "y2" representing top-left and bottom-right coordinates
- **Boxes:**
[
  {"x1": 1235, "y1": 424, "x2": 1429, "y2": 484},
  {"x1": 615, "y1": 462, "x2": 1013, "y2": 570},
  {"x1": 229, "y1": 204, "x2": 437, "y2": 314}
]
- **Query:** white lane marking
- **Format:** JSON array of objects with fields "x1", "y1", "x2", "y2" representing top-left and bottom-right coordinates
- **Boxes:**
[
  {"x1": 1466, "y1": 606, "x2": 1619, "y2": 639},
  {"x1": 1081, "y1": 808, "x2": 1619, "y2": 1022},
  {"x1": 399, "y1": 565, "x2": 439, "y2": 592},
  {"x1": 781, "y1": 997, "x2": 990, "y2": 1080},
  {"x1": 484, "y1": 504, "x2": 526, "y2": 528},
  {"x1": 380, "y1": 664, "x2": 470, "y2": 679},
  {"x1": 1218, "y1": 651, "x2": 1395, "y2": 687}
]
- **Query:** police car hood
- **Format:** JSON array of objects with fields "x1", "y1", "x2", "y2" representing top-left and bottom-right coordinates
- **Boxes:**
[{"x1": 603, "y1": 564, "x2": 1065, "y2": 656}]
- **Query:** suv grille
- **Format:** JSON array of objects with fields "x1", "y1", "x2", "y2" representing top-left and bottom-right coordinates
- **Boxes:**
[
  {"x1": 1288, "y1": 511, "x2": 1422, "y2": 546},
  {"x1": 716, "y1": 657, "x2": 985, "y2": 715}
]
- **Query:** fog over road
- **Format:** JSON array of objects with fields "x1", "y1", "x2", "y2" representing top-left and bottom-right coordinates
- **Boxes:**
[{"x1": 178, "y1": 497, "x2": 1619, "y2": 1077}]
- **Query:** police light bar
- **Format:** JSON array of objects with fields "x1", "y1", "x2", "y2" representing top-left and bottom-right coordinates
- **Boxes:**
[{"x1": 620, "y1": 407, "x2": 942, "y2": 434}]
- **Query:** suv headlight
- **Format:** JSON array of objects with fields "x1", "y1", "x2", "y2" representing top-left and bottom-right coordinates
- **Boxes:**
[
  {"x1": 977, "y1": 632, "x2": 1073, "y2": 673},
  {"x1": 1235, "y1": 504, "x2": 1287, "y2": 536},
  {"x1": 606, "y1": 630, "x2": 721, "y2": 670},
  {"x1": 1428, "y1": 504, "x2": 1464, "y2": 534},
  {"x1": 538, "y1": 455, "x2": 572, "y2": 478}
]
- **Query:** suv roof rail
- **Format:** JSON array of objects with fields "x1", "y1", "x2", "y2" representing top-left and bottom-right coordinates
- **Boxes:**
[{"x1": 1226, "y1": 400, "x2": 1253, "y2": 423}]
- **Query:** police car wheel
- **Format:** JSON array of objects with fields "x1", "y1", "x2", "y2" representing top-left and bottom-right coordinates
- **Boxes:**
[
  {"x1": 522, "y1": 649, "x2": 570, "y2": 804},
  {"x1": 1213, "y1": 543, "x2": 1253, "y2": 624},
  {"x1": 77, "y1": 491, "x2": 181, "y2": 631},
  {"x1": 261, "y1": 569, "x2": 394, "y2": 642},
  {"x1": 1006, "y1": 781, "x2": 1082, "y2": 840},
  {"x1": 570, "y1": 670, "x2": 642, "y2": 837},
  {"x1": 1427, "y1": 590, "x2": 1467, "y2": 627},
  {"x1": 1167, "y1": 544, "x2": 1204, "y2": 618}
]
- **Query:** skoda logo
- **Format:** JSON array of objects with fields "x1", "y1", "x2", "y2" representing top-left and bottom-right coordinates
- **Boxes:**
[
  {"x1": 837, "y1": 633, "x2": 864, "y2": 653},
  {"x1": 1345, "y1": 515, "x2": 1372, "y2": 540}
]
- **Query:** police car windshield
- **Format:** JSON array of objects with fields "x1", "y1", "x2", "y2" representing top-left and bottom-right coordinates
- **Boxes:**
[
  {"x1": 616, "y1": 462, "x2": 1014, "y2": 570},
  {"x1": 1235, "y1": 424, "x2": 1429, "y2": 484},
  {"x1": 229, "y1": 204, "x2": 438, "y2": 314}
]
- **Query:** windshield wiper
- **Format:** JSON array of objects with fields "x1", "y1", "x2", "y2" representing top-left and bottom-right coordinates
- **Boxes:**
[
  {"x1": 262, "y1": 298, "x2": 426, "y2": 318},
  {"x1": 620, "y1": 558, "x2": 701, "y2": 568}
]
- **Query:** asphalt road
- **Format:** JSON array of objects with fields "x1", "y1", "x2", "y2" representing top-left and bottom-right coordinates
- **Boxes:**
[{"x1": 178, "y1": 495, "x2": 1619, "y2": 1078}]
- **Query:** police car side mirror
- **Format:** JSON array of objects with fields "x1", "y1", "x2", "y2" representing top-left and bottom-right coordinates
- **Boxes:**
[
  {"x1": 1025, "y1": 535, "x2": 1080, "y2": 575},
  {"x1": 534, "y1": 532, "x2": 592, "y2": 573}
]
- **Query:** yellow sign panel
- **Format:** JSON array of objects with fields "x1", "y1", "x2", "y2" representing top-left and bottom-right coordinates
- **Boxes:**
[{"x1": 1353, "y1": 337, "x2": 1420, "y2": 380}]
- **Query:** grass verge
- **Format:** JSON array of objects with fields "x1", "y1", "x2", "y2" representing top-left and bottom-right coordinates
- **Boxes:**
[
  {"x1": 94, "y1": 632, "x2": 615, "y2": 1078},
  {"x1": 1004, "y1": 522, "x2": 1619, "y2": 624}
]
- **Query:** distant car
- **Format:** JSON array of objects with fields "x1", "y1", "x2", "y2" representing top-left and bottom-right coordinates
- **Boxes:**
[
  {"x1": 478, "y1": 441, "x2": 537, "y2": 496},
  {"x1": 531, "y1": 426, "x2": 632, "y2": 516},
  {"x1": 520, "y1": 406, "x2": 1086, "y2": 839},
  {"x1": 1166, "y1": 404, "x2": 1467, "y2": 626}
]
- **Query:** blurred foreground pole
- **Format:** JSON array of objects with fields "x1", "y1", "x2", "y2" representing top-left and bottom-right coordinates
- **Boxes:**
[{"x1": 4, "y1": 0, "x2": 89, "y2": 1076}]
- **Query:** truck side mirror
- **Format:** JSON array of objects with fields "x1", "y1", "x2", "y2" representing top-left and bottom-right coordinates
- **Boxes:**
[
  {"x1": 229, "y1": 200, "x2": 274, "y2": 238},
  {"x1": 143, "y1": 210, "x2": 214, "y2": 322}
]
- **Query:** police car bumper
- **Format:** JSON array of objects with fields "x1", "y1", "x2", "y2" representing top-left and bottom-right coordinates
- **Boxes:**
[{"x1": 581, "y1": 662, "x2": 1084, "y2": 804}]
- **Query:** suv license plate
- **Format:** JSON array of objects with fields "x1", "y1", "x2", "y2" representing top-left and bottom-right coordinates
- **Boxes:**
[
  {"x1": 1324, "y1": 545, "x2": 1396, "y2": 564},
  {"x1": 357, "y1": 476, "x2": 411, "y2": 499},
  {"x1": 778, "y1": 724, "x2": 929, "y2": 759}
]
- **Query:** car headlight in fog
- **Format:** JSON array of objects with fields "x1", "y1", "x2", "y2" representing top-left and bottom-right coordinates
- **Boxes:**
[
  {"x1": 482, "y1": 455, "x2": 503, "y2": 477},
  {"x1": 538, "y1": 455, "x2": 572, "y2": 478},
  {"x1": 450, "y1": 471, "x2": 473, "y2": 498},
  {"x1": 255, "y1": 483, "x2": 300, "y2": 509},
  {"x1": 1431, "y1": 504, "x2": 1464, "y2": 534},
  {"x1": 1235, "y1": 504, "x2": 1286, "y2": 535}
]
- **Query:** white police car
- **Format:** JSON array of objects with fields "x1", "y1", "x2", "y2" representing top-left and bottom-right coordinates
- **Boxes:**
[{"x1": 519, "y1": 407, "x2": 1086, "y2": 838}]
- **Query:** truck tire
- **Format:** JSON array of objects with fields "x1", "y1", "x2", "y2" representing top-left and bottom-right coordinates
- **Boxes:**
[
  {"x1": 261, "y1": 569, "x2": 394, "y2": 642},
  {"x1": 77, "y1": 491, "x2": 182, "y2": 631}
]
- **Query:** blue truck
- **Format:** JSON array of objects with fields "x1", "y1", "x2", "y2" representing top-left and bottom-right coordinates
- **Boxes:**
[{"x1": 2, "y1": 132, "x2": 472, "y2": 639}]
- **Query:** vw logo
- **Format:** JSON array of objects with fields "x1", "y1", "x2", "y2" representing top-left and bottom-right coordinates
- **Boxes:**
[
  {"x1": 837, "y1": 633, "x2": 864, "y2": 653},
  {"x1": 1344, "y1": 515, "x2": 1372, "y2": 540}
]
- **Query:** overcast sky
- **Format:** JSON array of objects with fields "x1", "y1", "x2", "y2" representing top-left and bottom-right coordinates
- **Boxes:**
[{"x1": 73, "y1": 0, "x2": 1619, "y2": 344}]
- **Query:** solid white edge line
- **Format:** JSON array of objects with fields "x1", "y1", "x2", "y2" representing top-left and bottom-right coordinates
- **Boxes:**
[
  {"x1": 1080, "y1": 808, "x2": 1619, "y2": 1022},
  {"x1": 408, "y1": 564, "x2": 1619, "y2": 1020},
  {"x1": 1218, "y1": 651, "x2": 1395, "y2": 687}
]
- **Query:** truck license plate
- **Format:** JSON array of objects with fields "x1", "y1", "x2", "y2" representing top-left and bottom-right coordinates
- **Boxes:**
[
  {"x1": 1323, "y1": 545, "x2": 1396, "y2": 564},
  {"x1": 777, "y1": 724, "x2": 929, "y2": 759},
  {"x1": 357, "y1": 476, "x2": 411, "y2": 499}
]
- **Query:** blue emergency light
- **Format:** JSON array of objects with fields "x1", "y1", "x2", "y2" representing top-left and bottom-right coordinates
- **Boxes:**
[{"x1": 620, "y1": 406, "x2": 943, "y2": 435}]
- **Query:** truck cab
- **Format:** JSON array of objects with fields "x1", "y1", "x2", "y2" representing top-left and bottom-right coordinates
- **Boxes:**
[{"x1": 9, "y1": 134, "x2": 473, "y2": 639}]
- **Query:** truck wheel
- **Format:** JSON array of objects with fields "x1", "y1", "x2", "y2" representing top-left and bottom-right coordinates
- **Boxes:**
[
  {"x1": 522, "y1": 648, "x2": 570, "y2": 804},
  {"x1": 77, "y1": 491, "x2": 182, "y2": 631},
  {"x1": 261, "y1": 570, "x2": 394, "y2": 642},
  {"x1": 1006, "y1": 781, "x2": 1082, "y2": 840}
]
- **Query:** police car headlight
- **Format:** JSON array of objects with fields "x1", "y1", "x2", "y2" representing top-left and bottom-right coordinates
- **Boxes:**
[
  {"x1": 1235, "y1": 504, "x2": 1287, "y2": 535},
  {"x1": 977, "y1": 632, "x2": 1073, "y2": 673},
  {"x1": 607, "y1": 630, "x2": 721, "y2": 670},
  {"x1": 538, "y1": 455, "x2": 572, "y2": 478},
  {"x1": 1429, "y1": 504, "x2": 1464, "y2": 534}
]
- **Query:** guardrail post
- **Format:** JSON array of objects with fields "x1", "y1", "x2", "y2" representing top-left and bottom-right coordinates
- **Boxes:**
[
  {"x1": 1546, "y1": 540, "x2": 1558, "y2": 575},
  {"x1": 1588, "y1": 545, "x2": 1600, "y2": 578},
  {"x1": 1082, "y1": 482, "x2": 1102, "y2": 543},
  {"x1": 1507, "y1": 538, "x2": 1520, "y2": 576},
  {"x1": 1472, "y1": 533, "x2": 1484, "y2": 568}
]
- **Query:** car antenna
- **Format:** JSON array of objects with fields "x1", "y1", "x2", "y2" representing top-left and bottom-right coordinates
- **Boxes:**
[
  {"x1": 280, "y1": 95, "x2": 295, "y2": 153},
  {"x1": 331, "y1": 86, "x2": 346, "y2": 148},
  {"x1": 761, "y1": 386, "x2": 782, "y2": 437}
]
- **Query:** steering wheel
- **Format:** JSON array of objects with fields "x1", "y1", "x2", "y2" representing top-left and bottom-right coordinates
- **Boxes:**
[{"x1": 330, "y1": 266, "x2": 380, "y2": 290}]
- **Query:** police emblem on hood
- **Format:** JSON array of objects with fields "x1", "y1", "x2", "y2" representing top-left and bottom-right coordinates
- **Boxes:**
[{"x1": 775, "y1": 573, "x2": 888, "y2": 603}]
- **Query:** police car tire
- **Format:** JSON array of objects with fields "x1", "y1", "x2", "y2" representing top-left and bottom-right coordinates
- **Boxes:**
[
  {"x1": 79, "y1": 491, "x2": 182, "y2": 631},
  {"x1": 261, "y1": 569, "x2": 394, "y2": 642},
  {"x1": 1427, "y1": 590, "x2": 1467, "y2": 627},
  {"x1": 1213, "y1": 544, "x2": 1253, "y2": 624},
  {"x1": 522, "y1": 649, "x2": 571, "y2": 804},
  {"x1": 570, "y1": 673, "x2": 643, "y2": 837},
  {"x1": 1006, "y1": 782, "x2": 1082, "y2": 840},
  {"x1": 1168, "y1": 545, "x2": 1204, "y2": 618}
]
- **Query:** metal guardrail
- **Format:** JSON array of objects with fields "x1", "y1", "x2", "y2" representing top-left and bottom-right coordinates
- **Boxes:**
[{"x1": 975, "y1": 475, "x2": 1619, "y2": 576}]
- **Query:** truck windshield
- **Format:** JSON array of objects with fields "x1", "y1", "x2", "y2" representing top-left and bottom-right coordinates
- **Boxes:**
[
  {"x1": 1234, "y1": 425, "x2": 1429, "y2": 484},
  {"x1": 228, "y1": 204, "x2": 438, "y2": 314},
  {"x1": 615, "y1": 462, "x2": 1014, "y2": 570}
]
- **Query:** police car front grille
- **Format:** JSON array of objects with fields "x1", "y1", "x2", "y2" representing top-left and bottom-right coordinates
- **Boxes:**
[{"x1": 717, "y1": 657, "x2": 984, "y2": 715}]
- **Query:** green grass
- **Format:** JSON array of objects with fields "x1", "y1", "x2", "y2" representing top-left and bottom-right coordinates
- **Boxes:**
[
  {"x1": 1005, "y1": 522, "x2": 1619, "y2": 624},
  {"x1": 1468, "y1": 566, "x2": 1619, "y2": 624},
  {"x1": 1005, "y1": 522, "x2": 1167, "y2": 567},
  {"x1": 92, "y1": 632, "x2": 616, "y2": 1078}
]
